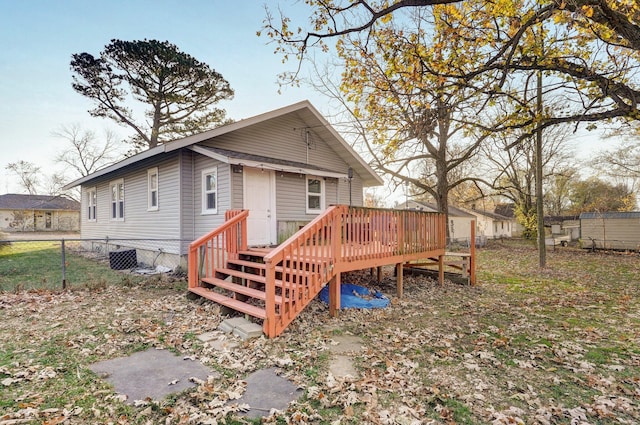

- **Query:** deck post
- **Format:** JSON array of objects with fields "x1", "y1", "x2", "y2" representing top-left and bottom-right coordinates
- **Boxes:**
[
  {"x1": 264, "y1": 258, "x2": 277, "y2": 337},
  {"x1": 376, "y1": 266, "x2": 382, "y2": 283},
  {"x1": 395, "y1": 263, "x2": 403, "y2": 298},
  {"x1": 329, "y1": 272, "x2": 341, "y2": 317},
  {"x1": 438, "y1": 254, "x2": 445, "y2": 285},
  {"x1": 470, "y1": 220, "x2": 476, "y2": 285}
]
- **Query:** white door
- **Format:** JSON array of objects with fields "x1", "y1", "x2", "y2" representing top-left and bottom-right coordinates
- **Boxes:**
[{"x1": 243, "y1": 167, "x2": 276, "y2": 246}]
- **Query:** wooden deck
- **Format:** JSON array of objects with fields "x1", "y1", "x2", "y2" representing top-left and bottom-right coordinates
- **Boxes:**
[{"x1": 188, "y1": 205, "x2": 476, "y2": 338}]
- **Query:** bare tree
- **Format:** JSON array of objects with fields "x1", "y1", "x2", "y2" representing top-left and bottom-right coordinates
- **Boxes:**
[
  {"x1": 483, "y1": 123, "x2": 575, "y2": 237},
  {"x1": 590, "y1": 139, "x2": 640, "y2": 196},
  {"x1": 54, "y1": 124, "x2": 121, "y2": 177},
  {"x1": 5, "y1": 161, "x2": 40, "y2": 195}
]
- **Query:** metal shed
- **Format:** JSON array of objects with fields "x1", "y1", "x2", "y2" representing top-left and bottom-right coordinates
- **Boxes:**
[{"x1": 580, "y1": 211, "x2": 640, "y2": 251}]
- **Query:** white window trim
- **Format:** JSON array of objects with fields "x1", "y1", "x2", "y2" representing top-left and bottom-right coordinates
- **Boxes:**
[
  {"x1": 306, "y1": 176, "x2": 325, "y2": 214},
  {"x1": 87, "y1": 187, "x2": 97, "y2": 222},
  {"x1": 110, "y1": 178, "x2": 125, "y2": 221},
  {"x1": 201, "y1": 167, "x2": 218, "y2": 215},
  {"x1": 147, "y1": 167, "x2": 159, "y2": 211}
]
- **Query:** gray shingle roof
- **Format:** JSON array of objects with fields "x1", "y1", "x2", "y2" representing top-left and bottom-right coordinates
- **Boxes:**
[
  {"x1": 580, "y1": 211, "x2": 640, "y2": 219},
  {"x1": 0, "y1": 194, "x2": 80, "y2": 211},
  {"x1": 409, "y1": 201, "x2": 476, "y2": 217}
]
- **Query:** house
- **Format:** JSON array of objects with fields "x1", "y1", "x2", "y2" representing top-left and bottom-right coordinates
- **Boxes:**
[
  {"x1": 63, "y1": 101, "x2": 383, "y2": 266},
  {"x1": 494, "y1": 203, "x2": 525, "y2": 237},
  {"x1": 544, "y1": 215, "x2": 581, "y2": 241},
  {"x1": 465, "y1": 207, "x2": 513, "y2": 239},
  {"x1": 403, "y1": 200, "x2": 476, "y2": 244},
  {"x1": 0, "y1": 193, "x2": 80, "y2": 232},
  {"x1": 580, "y1": 211, "x2": 640, "y2": 251}
]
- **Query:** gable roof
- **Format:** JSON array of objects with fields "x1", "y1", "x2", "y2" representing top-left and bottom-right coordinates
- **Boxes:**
[
  {"x1": 63, "y1": 101, "x2": 383, "y2": 189},
  {"x1": 190, "y1": 146, "x2": 348, "y2": 179},
  {"x1": 494, "y1": 203, "x2": 515, "y2": 218},
  {"x1": 407, "y1": 201, "x2": 476, "y2": 218},
  {"x1": 466, "y1": 208, "x2": 512, "y2": 221},
  {"x1": 0, "y1": 194, "x2": 80, "y2": 211}
]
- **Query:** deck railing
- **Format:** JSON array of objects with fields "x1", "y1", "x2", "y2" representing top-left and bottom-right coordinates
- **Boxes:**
[
  {"x1": 188, "y1": 206, "x2": 446, "y2": 337},
  {"x1": 188, "y1": 210, "x2": 248, "y2": 289},
  {"x1": 262, "y1": 205, "x2": 446, "y2": 337}
]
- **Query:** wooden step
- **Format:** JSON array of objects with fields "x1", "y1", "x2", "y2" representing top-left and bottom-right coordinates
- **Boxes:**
[
  {"x1": 217, "y1": 267, "x2": 267, "y2": 284},
  {"x1": 238, "y1": 248, "x2": 272, "y2": 258},
  {"x1": 226, "y1": 259, "x2": 313, "y2": 277},
  {"x1": 201, "y1": 277, "x2": 286, "y2": 304},
  {"x1": 189, "y1": 286, "x2": 266, "y2": 319},
  {"x1": 227, "y1": 258, "x2": 267, "y2": 271}
]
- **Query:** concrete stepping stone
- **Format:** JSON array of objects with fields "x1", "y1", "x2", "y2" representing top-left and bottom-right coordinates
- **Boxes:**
[
  {"x1": 89, "y1": 348, "x2": 218, "y2": 404},
  {"x1": 235, "y1": 367, "x2": 303, "y2": 418},
  {"x1": 327, "y1": 334, "x2": 365, "y2": 379},
  {"x1": 219, "y1": 317, "x2": 263, "y2": 340},
  {"x1": 328, "y1": 334, "x2": 365, "y2": 354},
  {"x1": 198, "y1": 331, "x2": 239, "y2": 351}
]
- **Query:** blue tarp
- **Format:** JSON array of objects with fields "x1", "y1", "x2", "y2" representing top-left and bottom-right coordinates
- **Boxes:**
[{"x1": 319, "y1": 283, "x2": 390, "y2": 309}]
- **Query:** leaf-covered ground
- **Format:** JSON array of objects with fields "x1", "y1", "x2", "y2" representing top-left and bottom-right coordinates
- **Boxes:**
[{"x1": 1, "y1": 240, "x2": 638, "y2": 424}]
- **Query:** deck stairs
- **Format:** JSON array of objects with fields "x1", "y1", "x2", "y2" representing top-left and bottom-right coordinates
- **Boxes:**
[
  {"x1": 189, "y1": 248, "x2": 283, "y2": 321},
  {"x1": 188, "y1": 206, "x2": 449, "y2": 338}
]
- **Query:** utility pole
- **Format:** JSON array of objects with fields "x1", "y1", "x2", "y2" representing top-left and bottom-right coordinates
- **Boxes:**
[{"x1": 536, "y1": 67, "x2": 546, "y2": 268}]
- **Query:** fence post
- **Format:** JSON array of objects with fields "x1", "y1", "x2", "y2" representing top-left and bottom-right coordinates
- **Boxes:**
[{"x1": 61, "y1": 239, "x2": 67, "y2": 289}]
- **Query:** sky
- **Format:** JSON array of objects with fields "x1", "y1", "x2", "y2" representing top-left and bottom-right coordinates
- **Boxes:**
[
  {"x1": 0, "y1": 0, "x2": 330, "y2": 194},
  {"x1": 0, "y1": 1, "x2": 619, "y2": 204}
]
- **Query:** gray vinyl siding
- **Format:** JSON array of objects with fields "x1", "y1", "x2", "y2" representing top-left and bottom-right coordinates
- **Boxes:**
[
  {"x1": 179, "y1": 150, "x2": 195, "y2": 248},
  {"x1": 198, "y1": 114, "x2": 361, "y2": 186},
  {"x1": 77, "y1": 109, "x2": 373, "y2": 253},
  {"x1": 336, "y1": 175, "x2": 363, "y2": 206},
  {"x1": 275, "y1": 174, "x2": 307, "y2": 221},
  {"x1": 231, "y1": 167, "x2": 243, "y2": 209},
  {"x1": 191, "y1": 154, "x2": 232, "y2": 239},
  {"x1": 80, "y1": 153, "x2": 181, "y2": 243},
  {"x1": 275, "y1": 174, "x2": 347, "y2": 221}
]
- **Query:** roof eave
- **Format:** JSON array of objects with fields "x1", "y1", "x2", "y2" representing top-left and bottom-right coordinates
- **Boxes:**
[{"x1": 62, "y1": 145, "x2": 165, "y2": 190}]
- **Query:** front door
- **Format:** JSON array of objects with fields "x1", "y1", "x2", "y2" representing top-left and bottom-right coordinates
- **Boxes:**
[{"x1": 243, "y1": 167, "x2": 276, "y2": 246}]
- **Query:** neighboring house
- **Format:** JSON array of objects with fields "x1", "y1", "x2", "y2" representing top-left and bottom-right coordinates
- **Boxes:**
[
  {"x1": 63, "y1": 101, "x2": 383, "y2": 265},
  {"x1": 404, "y1": 200, "x2": 476, "y2": 243},
  {"x1": 465, "y1": 207, "x2": 513, "y2": 239},
  {"x1": 494, "y1": 203, "x2": 525, "y2": 237},
  {"x1": 0, "y1": 194, "x2": 80, "y2": 232},
  {"x1": 580, "y1": 211, "x2": 640, "y2": 251}
]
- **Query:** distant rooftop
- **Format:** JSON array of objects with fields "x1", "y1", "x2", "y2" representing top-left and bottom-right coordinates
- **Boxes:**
[
  {"x1": 0, "y1": 194, "x2": 80, "y2": 211},
  {"x1": 580, "y1": 211, "x2": 640, "y2": 219}
]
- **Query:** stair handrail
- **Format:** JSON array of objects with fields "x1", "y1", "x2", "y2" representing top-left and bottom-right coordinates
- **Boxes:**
[
  {"x1": 263, "y1": 205, "x2": 343, "y2": 337},
  {"x1": 261, "y1": 205, "x2": 447, "y2": 337},
  {"x1": 188, "y1": 209, "x2": 249, "y2": 289}
]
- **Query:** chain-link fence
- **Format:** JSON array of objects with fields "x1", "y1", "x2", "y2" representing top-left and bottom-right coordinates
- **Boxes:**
[{"x1": 0, "y1": 236, "x2": 190, "y2": 292}]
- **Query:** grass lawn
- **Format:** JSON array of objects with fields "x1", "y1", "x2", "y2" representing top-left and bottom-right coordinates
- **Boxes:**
[
  {"x1": 0, "y1": 240, "x2": 142, "y2": 291},
  {"x1": 0, "y1": 239, "x2": 638, "y2": 424}
]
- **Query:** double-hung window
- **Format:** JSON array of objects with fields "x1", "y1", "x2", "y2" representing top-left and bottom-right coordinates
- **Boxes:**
[
  {"x1": 202, "y1": 167, "x2": 217, "y2": 214},
  {"x1": 110, "y1": 179, "x2": 125, "y2": 220},
  {"x1": 147, "y1": 167, "x2": 159, "y2": 211},
  {"x1": 87, "y1": 187, "x2": 97, "y2": 221},
  {"x1": 306, "y1": 176, "x2": 324, "y2": 214}
]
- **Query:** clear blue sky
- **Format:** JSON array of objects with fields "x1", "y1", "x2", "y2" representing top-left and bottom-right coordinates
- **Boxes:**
[{"x1": 0, "y1": 0, "x2": 325, "y2": 193}]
